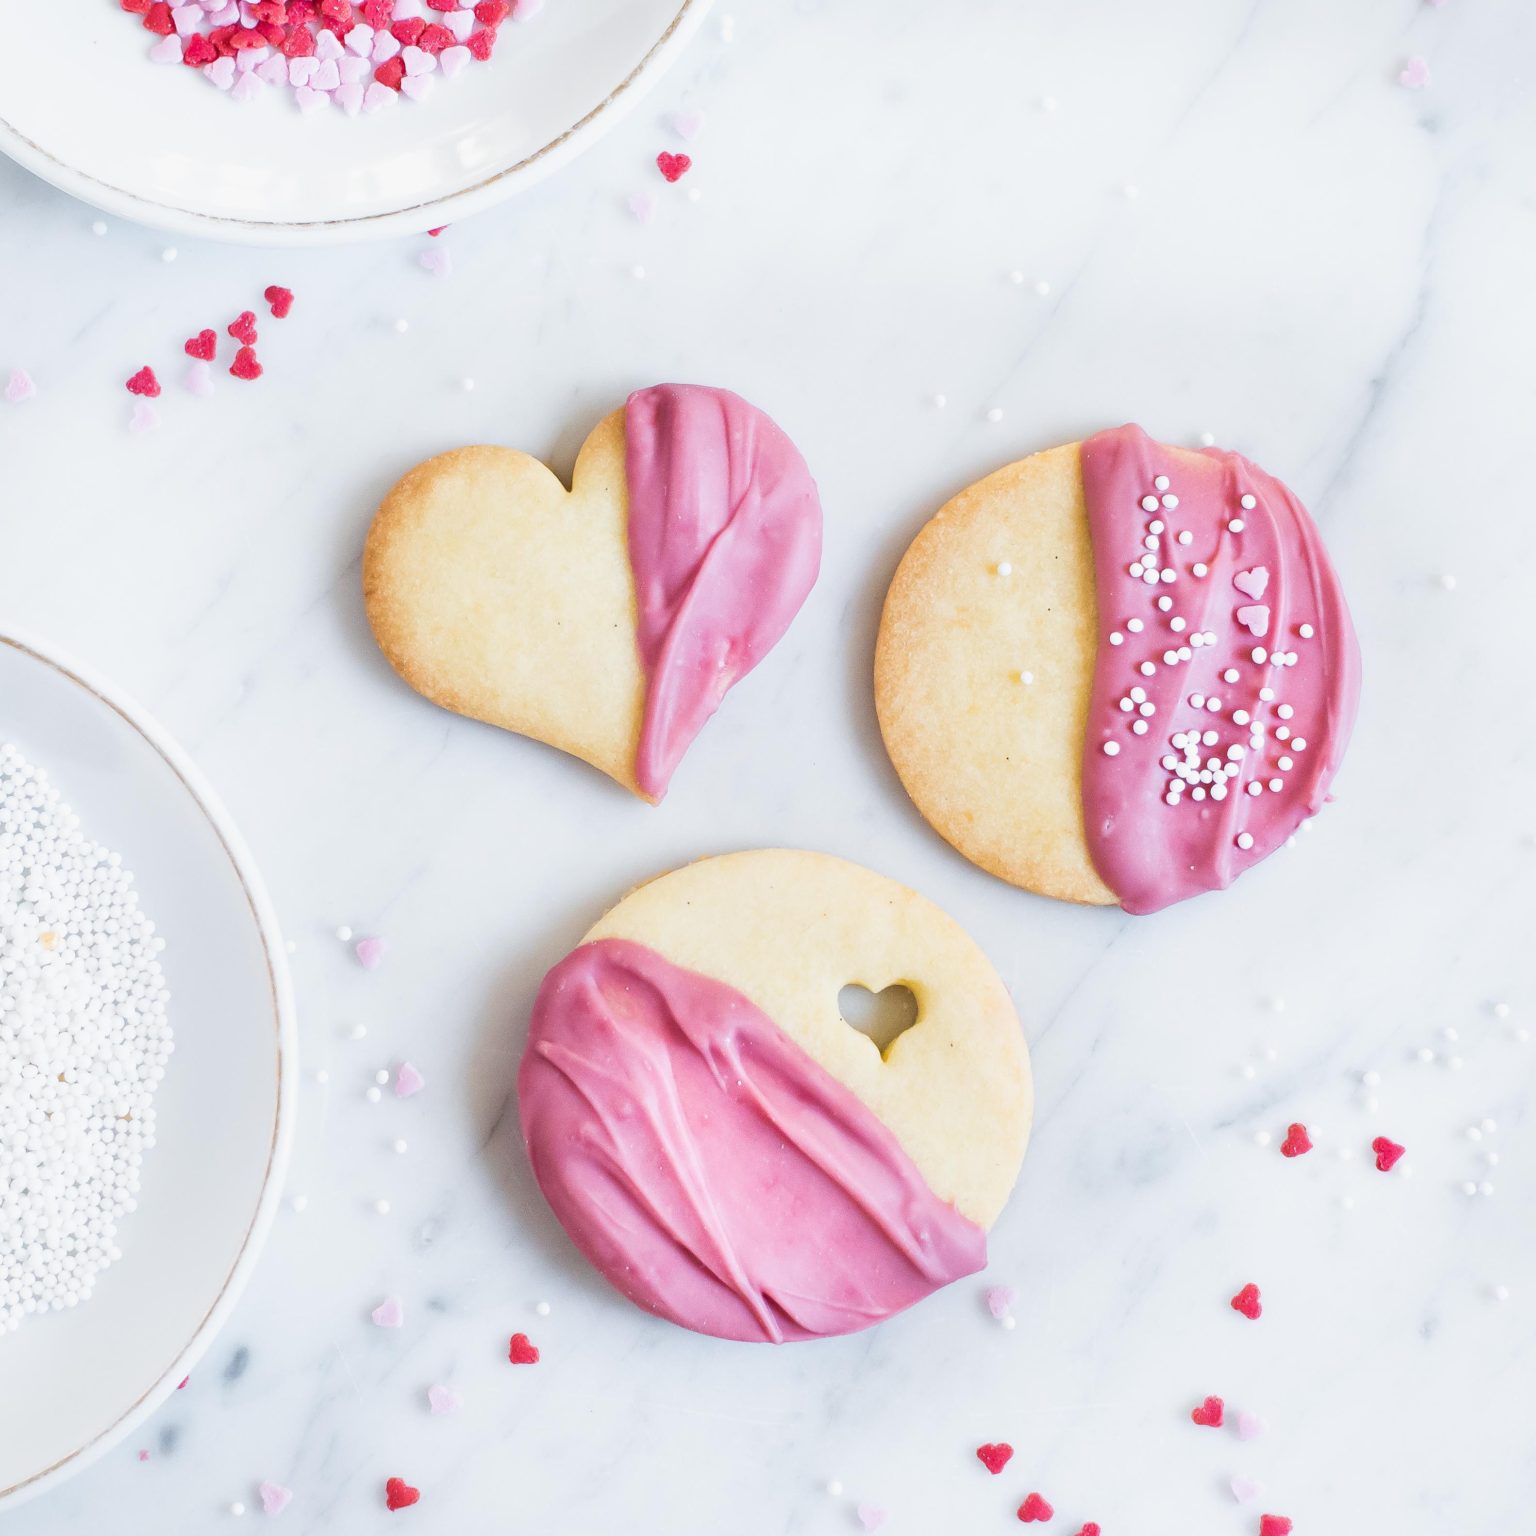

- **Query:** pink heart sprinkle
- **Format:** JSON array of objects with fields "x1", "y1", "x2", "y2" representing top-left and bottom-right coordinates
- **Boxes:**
[
  {"x1": 418, "y1": 246, "x2": 452, "y2": 277},
  {"x1": 230, "y1": 71, "x2": 264, "y2": 103},
  {"x1": 258, "y1": 1481, "x2": 293, "y2": 1516},
  {"x1": 671, "y1": 107, "x2": 705, "y2": 140},
  {"x1": 355, "y1": 936, "x2": 386, "y2": 971},
  {"x1": 401, "y1": 45, "x2": 436, "y2": 77},
  {"x1": 335, "y1": 81, "x2": 365, "y2": 116},
  {"x1": 439, "y1": 44, "x2": 471, "y2": 78},
  {"x1": 344, "y1": 22, "x2": 375, "y2": 55},
  {"x1": 371, "y1": 1295, "x2": 404, "y2": 1328},
  {"x1": 1236, "y1": 1410, "x2": 1265, "y2": 1441},
  {"x1": 1236, "y1": 604, "x2": 1271, "y2": 638},
  {"x1": 444, "y1": 8, "x2": 475, "y2": 40},
  {"x1": 426, "y1": 1384, "x2": 461, "y2": 1415},
  {"x1": 204, "y1": 56, "x2": 236, "y2": 90},
  {"x1": 1233, "y1": 566, "x2": 1270, "y2": 600},
  {"x1": 857, "y1": 1505, "x2": 888, "y2": 1531},
  {"x1": 512, "y1": 0, "x2": 544, "y2": 16},
  {"x1": 1400, "y1": 55, "x2": 1431, "y2": 90},
  {"x1": 313, "y1": 59, "x2": 344, "y2": 90},
  {"x1": 185, "y1": 360, "x2": 215, "y2": 398},
  {"x1": 315, "y1": 29, "x2": 344, "y2": 62},
  {"x1": 128, "y1": 400, "x2": 160, "y2": 434},
  {"x1": 627, "y1": 190, "x2": 658, "y2": 224},
  {"x1": 294, "y1": 85, "x2": 329, "y2": 115},
  {"x1": 1231, "y1": 1475, "x2": 1263, "y2": 1504},
  {"x1": 371, "y1": 31, "x2": 402, "y2": 64},
  {"x1": 287, "y1": 55, "x2": 318, "y2": 86},
  {"x1": 985, "y1": 1284, "x2": 1016, "y2": 1319},
  {"x1": 400, "y1": 74, "x2": 435, "y2": 103},
  {"x1": 395, "y1": 1061, "x2": 426, "y2": 1099},
  {"x1": 255, "y1": 54, "x2": 288, "y2": 86},
  {"x1": 363, "y1": 81, "x2": 397, "y2": 113},
  {"x1": 149, "y1": 34, "x2": 184, "y2": 63},
  {"x1": 4, "y1": 368, "x2": 36, "y2": 404}
]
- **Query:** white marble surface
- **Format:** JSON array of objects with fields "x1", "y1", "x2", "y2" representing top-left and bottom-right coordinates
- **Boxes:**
[{"x1": 2, "y1": 0, "x2": 1533, "y2": 1530}]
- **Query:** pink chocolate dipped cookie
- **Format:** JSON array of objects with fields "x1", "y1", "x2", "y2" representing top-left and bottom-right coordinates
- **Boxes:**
[
  {"x1": 364, "y1": 384, "x2": 821, "y2": 802},
  {"x1": 518, "y1": 850, "x2": 1032, "y2": 1342},
  {"x1": 875, "y1": 425, "x2": 1360, "y2": 913}
]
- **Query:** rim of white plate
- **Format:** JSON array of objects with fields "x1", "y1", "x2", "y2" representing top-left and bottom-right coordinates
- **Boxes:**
[
  {"x1": 0, "y1": 629, "x2": 297, "y2": 1511},
  {"x1": 0, "y1": 0, "x2": 709, "y2": 247}
]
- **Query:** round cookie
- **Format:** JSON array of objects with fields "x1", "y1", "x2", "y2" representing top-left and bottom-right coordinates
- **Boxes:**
[
  {"x1": 875, "y1": 424, "x2": 1360, "y2": 914},
  {"x1": 518, "y1": 849, "x2": 1032, "y2": 1343},
  {"x1": 364, "y1": 384, "x2": 821, "y2": 803}
]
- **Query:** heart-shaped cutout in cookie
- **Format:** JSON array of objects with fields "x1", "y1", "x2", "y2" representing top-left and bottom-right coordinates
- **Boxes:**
[
  {"x1": 364, "y1": 385, "x2": 821, "y2": 802},
  {"x1": 838, "y1": 982, "x2": 919, "y2": 1056}
]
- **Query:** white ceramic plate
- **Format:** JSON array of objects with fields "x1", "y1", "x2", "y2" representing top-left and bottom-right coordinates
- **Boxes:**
[
  {"x1": 0, "y1": 633, "x2": 296, "y2": 1511},
  {"x1": 0, "y1": 0, "x2": 708, "y2": 244}
]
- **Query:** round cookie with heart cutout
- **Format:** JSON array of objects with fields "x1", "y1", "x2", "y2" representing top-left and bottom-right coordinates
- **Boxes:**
[
  {"x1": 875, "y1": 424, "x2": 1360, "y2": 914},
  {"x1": 363, "y1": 384, "x2": 821, "y2": 802},
  {"x1": 518, "y1": 849, "x2": 1032, "y2": 1343}
]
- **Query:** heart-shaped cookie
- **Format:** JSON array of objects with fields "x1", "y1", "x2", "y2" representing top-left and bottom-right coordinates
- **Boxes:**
[
  {"x1": 364, "y1": 385, "x2": 821, "y2": 802},
  {"x1": 519, "y1": 850, "x2": 1032, "y2": 1341}
]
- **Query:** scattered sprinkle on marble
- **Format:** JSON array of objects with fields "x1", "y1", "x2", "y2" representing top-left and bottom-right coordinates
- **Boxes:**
[
  {"x1": 986, "y1": 406, "x2": 1004, "y2": 423},
  {"x1": 1259, "y1": 1517, "x2": 1293, "y2": 1536},
  {"x1": 535, "y1": 1300, "x2": 551, "y2": 1316},
  {"x1": 1236, "y1": 1410, "x2": 1265, "y2": 1441},
  {"x1": 396, "y1": 1061, "x2": 426, "y2": 1098},
  {"x1": 1371, "y1": 1136, "x2": 1406, "y2": 1172},
  {"x1": 373, "y1": 1197, "x2": 391, "y2": 1214},
  {"x1": 670, "y1": 107, "x2": 704, "y2": 139},
  {"x1": 627, "y1": 190, "x2": 658, "y2": 223},
  {"x1": 371, "y1": 1295, "x2": 404, "y2": 1328},
  {"x1": 4, "y1": 368, "x2": 36, "y2": 403},
  {"x1": 508, "y1": 1331, "x2": 540, "y2": 1364},
  {"x1": 366, "y1": 1086, "x2": 382, "y2": 1104},
  {"x1": 656, "y1": 151, "x2": 692, "y2": 183},
  {"x1": 419, "y1": 246, "x2": 453, "y2": 278},
  {"x1": 229, "y1": 1501, "x2": 247, "y2": 1516},
  {"x1": 857, "y1": 1504, "x2": 888, "y2": 1531},
  {"x1": 355, "y1": 935, "x2": 386, "y2": 970},
  {"x1": 1017, "y1": 1492, "x2": 1054, "y2": 1523},
  {"x1": 126, "y1": 365, "x2": 161, "y2": 397},
  {"x1": 1230, "y1": 1283, "x2": 1262, "y2": 1320},
  {"x1": 1231, "y1": 1476, "x2": 1263, "y2": 1504},
  {"x1": 427, "y1": 1384, "x2": 461, "y2": 1415},
  {"x1": 1279, "y1": 1123, "x2": 1313, "y2": 1158},
  {"x1": 290, "y1": 1194, "x2": 308, "y2": 1213},
  {"x1": 1399, "y1": 55, "x2": 1432, "y2": 89},
  {"x1": 257, "y1": 1481, "x2": 292, "y2": 1516},
  {"x1": 336, "y1": 925, "x2": 353, "y2": 942},
  {"x1": 976, "y1": 1443, "x2": 1014, "y2": 1475},
  {"x1": 1191, "y1": 1395, "x2": 1225, "y2": 1428},
  {"x1": 384, "y1": 1476, "x2": 421, "y2": 1512}
]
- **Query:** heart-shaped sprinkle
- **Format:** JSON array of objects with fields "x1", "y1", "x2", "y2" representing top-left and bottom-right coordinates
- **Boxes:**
[
  {"x1": 1236, "y1": 604, "x2": 1271, "y2": 638},
  {"x1": 184, "y1": 328, "x2": 217, "y2": 360},
  {"x1": 4, "y1": 368, "x2": 36, "y2": 404},
  {"x1": 264, "y1": 285, "x2": 295, "y2": 319},
  {"x1": 371, "y1": 1295, "x2": 404, "y2": 1328},
  {"x1": 1236, "y1": 1410, "x2": 1265, "y2": 1441},
  {"x1": 1191, "y1": 1394, "x2": 1225, "y2": 1428},
  {"x1": 1399, "y1": 55, "x2": 1431, "y2": 90},
  {"x1": 655, "y1": 151, "x2": 692, "y2": 183},
  {"x1": 228, "y1": 310, "x2": 258, "y2": 345},
  {"x1": 986, "y1": 1283, "x2": 1017, "y2": 1319},
  {"x1": 355, "y1": 935, "x2": 386, "y2": 970},
  {"x1": 257, "y1": 1481, "x2": 293, "y2": 1516},
  {"x1": 395, "y1": 1061, "x2": 426, "y2": 1098},
  {"x1": 671, "y1": 107, "x2": 705, "y2": 140},
  {"x1": 1372, "y1": 1135, "x2": 1406, "y2": 1172},
  {"x1": 1259, "y1": 1517, "x2": 1293, "y2": 1536},
  {"x1": 149, "y1": 33, "x2": 183, "y2": 62},
  {"x1": 230, "y1": 346, "x2": 263, "y2": 381},
  {"x1": 1231, "y1": 1476, "x2": 1263, "y2": 1504},
  {"x1": 627, "y1": 189, "x2": 658, "y2": 224},
  {"x1": 1233, "y1": 566, "x2": 1270, "y2": 599},
  {"x1": 384, "y1": 1477, "x2": 420, "y2": 1512},
  {"x1": 1072, "y1": 1527, "x2": 1101, "y2": 1536},
  {"x1": 1280, "y1": 1123, "x2": 1313, "y2": 1158},
  {"x1": 426, "y1": 1383, "x2": 461, "y2": 1415},
  {"x1": 186, "y1": 362, "x2": 214, "y2": 404},
  {"x1": 126, "y1": 365, "x2": 161, "y2": 397},
  {"x1": 508, "y1": 1331, "x2": 540, "y2": 1364},
  {"x1": 205, "y1": 55, "x2": 236, "y2": 90},
  {"x1": 128, "y1": 399, "x2": 160, "y2": 433},
  {"x1": 857, "y1": 1506, "x2": 887, "y2": 1532},
  {"x1": 1016, "y1": 1492, "x2": 1053, "y2": 1522},
  {"x1": 418, "y1": 246, "x2": 453, "y2": 278},
  {"x1": 976, "y1": 1443, "x2": 1013, "y2": 1475},
  {"x1": 1230, "y1": 1283, "x2": 1262, "y2": 1320}
]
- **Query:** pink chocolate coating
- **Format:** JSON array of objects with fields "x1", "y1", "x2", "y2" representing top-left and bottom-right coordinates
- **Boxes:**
[
  {"x1": 1079, "y1": 425, "x2": 1360, "y2": 914},
  {"x1": 624, "y1": 384, "x2": 822, "y2": 800},
  {"x1": 518, "y1": 938, "x2": 986, "y2": 1343}
]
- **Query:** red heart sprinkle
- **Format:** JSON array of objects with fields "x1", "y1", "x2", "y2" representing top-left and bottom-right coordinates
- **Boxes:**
[
  {"x1": 466, "y1": 27, "x2": 497, "y2": 61},
  {"x1": 142, "y1": 2, "x2": 175, "y2": 34},
  {"x1": 1231, "y1": 1283, "x2": 1262, "y2": 1320},
  {"x1": 125, "y1": 366, "x2": 160, "y2": 397},
  {"x1": 183, "y1": 329, "x2": 217, "y2": 361},
  {"x1": 417, "y1": 21, "x2": 452, "y2": 52},
  {"x1": 976, "y1": 1443, "x2": 1013, "y2": 1475},
  {"x1": 391, "y1": 16, "x2": 425, "y2": 43},
  {"x1": 1073, "y1": 1528, "x2": 1101, "y2": 1536},
  {"x1": 384, "y1": 1477, "x2": 420, "y2": 1512},
  {"x1": 228, "y1": 310, "x2": 258, "y2": 345},
  {"x1": 230, "y1": 346, "x2": 263, "y2": 381},
  {"x1": 508, "y1": 1332, "x2": 539, "y2": 1364},
  {"x1": 264, "y1": 285, "x2": 294, "y2": 319},
  {"x1": 1372, "y1": 1135, "x2": 1405, "y2": 1172},
  {"x1": 121, "y1": 0, "x2": 152, "y2": 13},
  {"x1": 182, "y1": 32, "x2": 218, "y2": 64},
  {"x1": 475, "y1": 0, "x2": 509, "y2": 21},
  {"x1": 1259, "y1": 1518, "x2": 1293, "y2": 1536},
  {"x1": 656, "y1": 151, "x2": 692, "y2": 183},
  {"x1": 1280, "y1": 1123, "x2": 1313, "y2": 1158},
  {"x1": 1016, "y1": 1493, "x2": 1053, "y2": 1523},
  {"x1": 375, "y1": 55, "x2": 405, "y2": 89},
  {"x1": 1191, "y1": 1394, "x2": 1225, "y2": 1428}
]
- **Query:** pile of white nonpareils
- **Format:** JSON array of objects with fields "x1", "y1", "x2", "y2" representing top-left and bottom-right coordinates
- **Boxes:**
[{"x1": 0, "y1": 743, "x2": 173, "y2": 1335}]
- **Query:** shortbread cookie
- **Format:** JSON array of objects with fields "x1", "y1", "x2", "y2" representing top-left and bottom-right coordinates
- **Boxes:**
[
  {"x1": 875, "y1": 424, "x2": 1360, "y2": 913},
  {"x1": 363, "y1": 385, "x2": 821, "y2": 802},
  {"x1": 518, "y1": 849, "x2": 1031, "y2": 1343}
]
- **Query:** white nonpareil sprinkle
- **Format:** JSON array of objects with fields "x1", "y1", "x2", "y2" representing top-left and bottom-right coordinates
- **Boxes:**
[{"x1": 0, "y1": 744, "x2": 173, "y2": 1335}]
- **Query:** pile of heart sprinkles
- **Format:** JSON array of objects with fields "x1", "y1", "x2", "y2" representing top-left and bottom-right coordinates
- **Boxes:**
[
  {"x1": 123, "y1": 0, "x2": 538, "y2": 115},
  {"x1": 0, "y1": 744, "x2": 172, "y2": 1335}
]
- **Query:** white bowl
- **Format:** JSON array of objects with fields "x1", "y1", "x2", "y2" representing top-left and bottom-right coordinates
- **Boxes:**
[
  {"x1": 0, "y1": 0, "x2": 709, "y2": 244},
  {"x1": 0, "y1": 632, "x2": 296, "y2": 1511}
]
